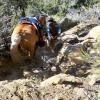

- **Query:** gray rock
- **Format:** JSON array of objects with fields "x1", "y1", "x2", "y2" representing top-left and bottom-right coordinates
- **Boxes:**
[{"x1": 60, "y1": 17, "x2": 78, "y2": 32}]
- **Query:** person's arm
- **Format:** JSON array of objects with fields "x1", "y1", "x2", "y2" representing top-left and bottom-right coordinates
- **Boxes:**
[
  {"x1": 57, "y1": 24, "x2": 61, "y2": 35},
  {"x1": 47, "y1": 24, "x2": 52, "y2": 40}
]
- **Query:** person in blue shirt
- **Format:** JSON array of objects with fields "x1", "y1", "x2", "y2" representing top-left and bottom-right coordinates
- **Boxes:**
[
  {"x1": 47, "y1": 16, "x2": 61, "y2": 40},
  {"x1": 46, "y1": 16, "x2": 61, "y2": 52}
]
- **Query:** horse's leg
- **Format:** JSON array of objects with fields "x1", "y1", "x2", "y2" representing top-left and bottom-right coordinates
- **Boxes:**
[
  {"x1": 33, "y1": 44, "x2": 37, "y2": 57},
  {"x1": 49, "y1": 39, "x2": 55, "y2": 53},
  {"x1": 45, "y1": 38, "x2": 54, "y2": 53},
  {"x1": 26, "y1": 43, "x2": 37, "y2": 63},
  {"x1": 10, "y1": 34, "x2": 23, "y2": 64}
]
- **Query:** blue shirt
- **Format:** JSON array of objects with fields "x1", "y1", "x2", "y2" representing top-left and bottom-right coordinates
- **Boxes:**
[{"x1": 47, "y1": 22, "x2": 61, "y2": 39}]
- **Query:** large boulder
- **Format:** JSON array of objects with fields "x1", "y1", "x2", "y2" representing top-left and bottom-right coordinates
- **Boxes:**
[{"x1": 60, "y1": 17, "x2": 78, "y2": 32}]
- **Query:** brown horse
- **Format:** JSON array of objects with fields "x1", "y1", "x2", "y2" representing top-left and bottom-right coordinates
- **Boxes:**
[{"x1": 10, "y1": 15, "x2": 47, "y2": 64}]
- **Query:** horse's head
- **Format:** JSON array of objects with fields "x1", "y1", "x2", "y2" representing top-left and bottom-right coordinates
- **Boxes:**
[{"x1": 38, "y1": 14, "x2": 47, "y2": 27}]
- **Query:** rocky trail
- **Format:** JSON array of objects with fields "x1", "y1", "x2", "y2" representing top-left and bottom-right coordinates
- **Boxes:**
[{"x1": 0, "y1": 19, "x2": 100, "y2": 100}]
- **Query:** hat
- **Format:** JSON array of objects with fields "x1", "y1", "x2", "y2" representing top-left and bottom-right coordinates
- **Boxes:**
[{"x1": 47, "y1": 16, "x2": 54, "y2": 21}]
